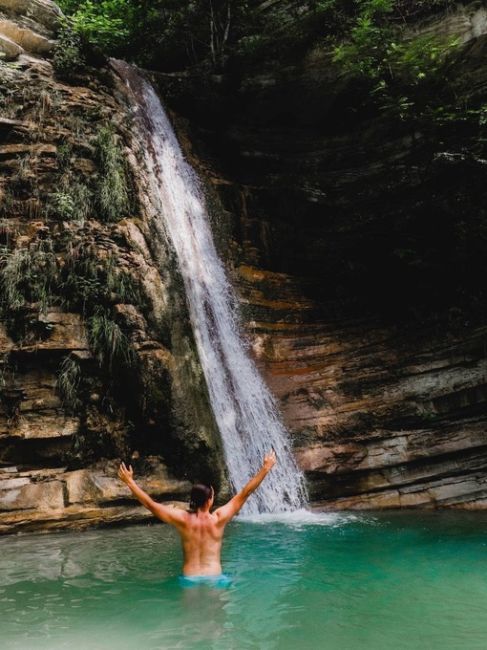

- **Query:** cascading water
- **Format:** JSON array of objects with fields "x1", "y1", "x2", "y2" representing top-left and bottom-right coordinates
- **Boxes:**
[{"x1": 112, "y1": 61, "x2": 307, "y2": 514}]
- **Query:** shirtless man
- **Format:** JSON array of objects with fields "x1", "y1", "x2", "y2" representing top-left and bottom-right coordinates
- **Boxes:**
[{"x1": 117, "y1": 451, "x2": 276, "y2": 582}]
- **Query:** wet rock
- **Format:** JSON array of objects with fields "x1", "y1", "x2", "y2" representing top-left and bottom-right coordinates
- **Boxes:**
[
  {"x1": 240, "y1": 269, "x2": 487, "y2": 509},
  {"x1": 0, "y1": 475, "x2": 64, "y2": 511}
]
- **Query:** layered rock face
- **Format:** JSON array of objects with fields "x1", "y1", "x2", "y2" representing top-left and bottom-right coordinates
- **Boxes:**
[
  {"x1": 1, "y1": 2, "x2": 487, "y2": 535},
  {"x1": 159, "y1": 2, "x2": 487, "y2": 509},
  {"x1": 244, "y1": 276, "x2": 487, "y2": 509},
  {"x1": 0, "y1": 1, "x2": 225, "y2": 534},
  {"x1": 0, "y1": 0, "x2": 60, "y2": 59}
]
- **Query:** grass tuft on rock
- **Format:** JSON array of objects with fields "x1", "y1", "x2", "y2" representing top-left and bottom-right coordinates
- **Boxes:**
[
  {"x1": 87, "y1": 307, "x2": 136, "y2": 370},
  {"x1": 57, "y1": 355, "x2": 82, "y2": 413},
  {"x1": 94, "y1": 126, "x2": 131, "y2": 222},
  {"x1": 0, "y1": 240, "x2": 58, "y2": 316}
]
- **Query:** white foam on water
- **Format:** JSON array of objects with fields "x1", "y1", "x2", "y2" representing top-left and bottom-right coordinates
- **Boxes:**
[
  {"x1": 113, "y1": 61, "x2": 307, "y2": 514},
  {"x1": 239, "y1": 508, "x2": 360, "y2": 528}
]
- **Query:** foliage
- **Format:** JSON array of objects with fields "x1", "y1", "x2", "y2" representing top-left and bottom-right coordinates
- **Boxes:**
[
  {"x1": 105, "y1": 255, "x2": 140, "y2": 303},
  {"x1": 94, "y1": 126, "x2": 131, "y2": 222},
  {"x1": 60, "y1": 242, "x2": 140, "y2": 313},
  {"x1": 57, "y1": 0, "x2": 256, "y2": 69},
  {"x1": 49, "y1": 140, "x2": 93, "y2": 222},
  {"x1": 0, "y1": 186, "x2": 14, "y2": 217},
  {"x1": 332, "y1": 0, "x2": 459, "y2": 119},
  {"x1": 56, "y1": 143, "x2": 73, "y2": 171},
  {"x1": 64, "y1": 246, "x2": 140, "y2": 372},
  {"x1": 49, "y1": 191, "x2": 76, "y2": 220},
  {"x1": 48, "y1": 182, "x2": 92, "y2": 223},
  {"x1": 0, "y1": 353, "x2": 14, "y2": 389},
  {"x1": 14, "y1": 154, "x2": 33, "y2": 185},
  {"x1": 87, "y1": 306, "x2": 135, "y2": 370},
  {"x1": 0, "y1": 239, "x2": 58, "y2": 316},
  {"x1": 57, "y1": 355, "x2": 82, "y2": 413},
  {"x1": 52, "y1": 21, "x2": 87, "y2": 80},
  {"x1": 56, "y1": 0, "x2": 456, "y2": 72},
  {"x1": 58, "y1": 0, "x2": 132, "y2": 51}
]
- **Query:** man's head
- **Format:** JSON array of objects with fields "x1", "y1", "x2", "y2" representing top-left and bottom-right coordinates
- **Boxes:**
[{"x1": 189, "y1": 484, "x2": 214, "y2": 512}]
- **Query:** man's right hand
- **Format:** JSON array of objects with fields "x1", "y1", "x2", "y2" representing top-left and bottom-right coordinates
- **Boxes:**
[
  {"x1": 118, "y1": 461, "x2": 134, "y2": 485},
  {"x1": 263, "y1": 450, "x2": 277, "y2": 471}
]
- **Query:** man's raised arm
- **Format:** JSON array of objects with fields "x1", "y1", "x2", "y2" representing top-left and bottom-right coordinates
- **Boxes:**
[
  {"x1": 215, "y1": 451, "x2": 277, "y2": 524},
  {"x1": 118, "y1": 462, "x2": 186, "y2": 528}
]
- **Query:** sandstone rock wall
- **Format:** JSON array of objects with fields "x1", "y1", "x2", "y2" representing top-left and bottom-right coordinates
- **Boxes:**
[
  {"x1": 237, "y1": 267, "x2": 487, "y2": 509},
  {"x1": 0, "y1": 0, "x2": 60, "y2": 59}
]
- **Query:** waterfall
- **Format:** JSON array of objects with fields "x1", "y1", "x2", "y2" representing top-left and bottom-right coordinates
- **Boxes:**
[{"x1": 112, "y1": 61, "x2": 306, "y2": 514}]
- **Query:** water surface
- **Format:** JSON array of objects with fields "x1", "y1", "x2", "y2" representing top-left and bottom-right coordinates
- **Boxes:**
[{"x1": 1, "y1": 511, "x2": 486, "y2": 649}]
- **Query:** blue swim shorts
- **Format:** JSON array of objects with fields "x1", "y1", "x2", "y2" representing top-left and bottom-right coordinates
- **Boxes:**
[{"x1": 178, "y1": 574, "x2": 232, "y2": 588}]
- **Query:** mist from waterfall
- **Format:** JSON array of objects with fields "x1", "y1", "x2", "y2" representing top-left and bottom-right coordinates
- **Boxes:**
[{"x1": 113, "y1": 61, "x2": 306, "y2": 514}]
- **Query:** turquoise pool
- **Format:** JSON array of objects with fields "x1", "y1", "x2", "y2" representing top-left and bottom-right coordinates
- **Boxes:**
[{"x1": 1, "y1": 511, "x2": 486, "y2": 649}]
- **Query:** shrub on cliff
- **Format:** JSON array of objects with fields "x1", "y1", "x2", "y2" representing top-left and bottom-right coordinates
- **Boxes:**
[
  {"x1": 48, "y1": 183, "x2": 92, "y2": 223},
  {"x1": 53, "y1": 22, "x2": 87, "y2": 80},
  {"x1": 58, "y1": 0, "x2": 131, "y2": 51},
  {"x1": 332, "y1": 0, "x2": 459, "y2": 120}
]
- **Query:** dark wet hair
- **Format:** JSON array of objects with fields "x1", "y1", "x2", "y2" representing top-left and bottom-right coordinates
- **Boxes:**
[{"x1": 189, "y1": 484, "x2": 213, "y2": 512}]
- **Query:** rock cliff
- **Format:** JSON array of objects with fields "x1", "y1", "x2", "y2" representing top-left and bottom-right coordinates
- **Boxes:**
[
  {"x1": 155, "y1": 1, "x2": 487, "y2": 509},
  {"x1": 0, "y1": 0, "x2": 226, "y2": 534},
  {"x1": 1, "y1": 1, "x2": 487, "y2": 534}
]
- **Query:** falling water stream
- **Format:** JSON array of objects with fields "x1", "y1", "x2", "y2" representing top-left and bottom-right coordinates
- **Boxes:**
[{"x1": 112, "y1": 61, "x2": 306, "y2": 513}]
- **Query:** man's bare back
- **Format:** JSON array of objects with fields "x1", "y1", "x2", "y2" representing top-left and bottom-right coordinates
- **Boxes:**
[
  {"x1": 179, "y1": 510, "x2": 224, "y2": 575},
  {"x1": 118, "y1": 451, "x2": 276, "y2": 577}
]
